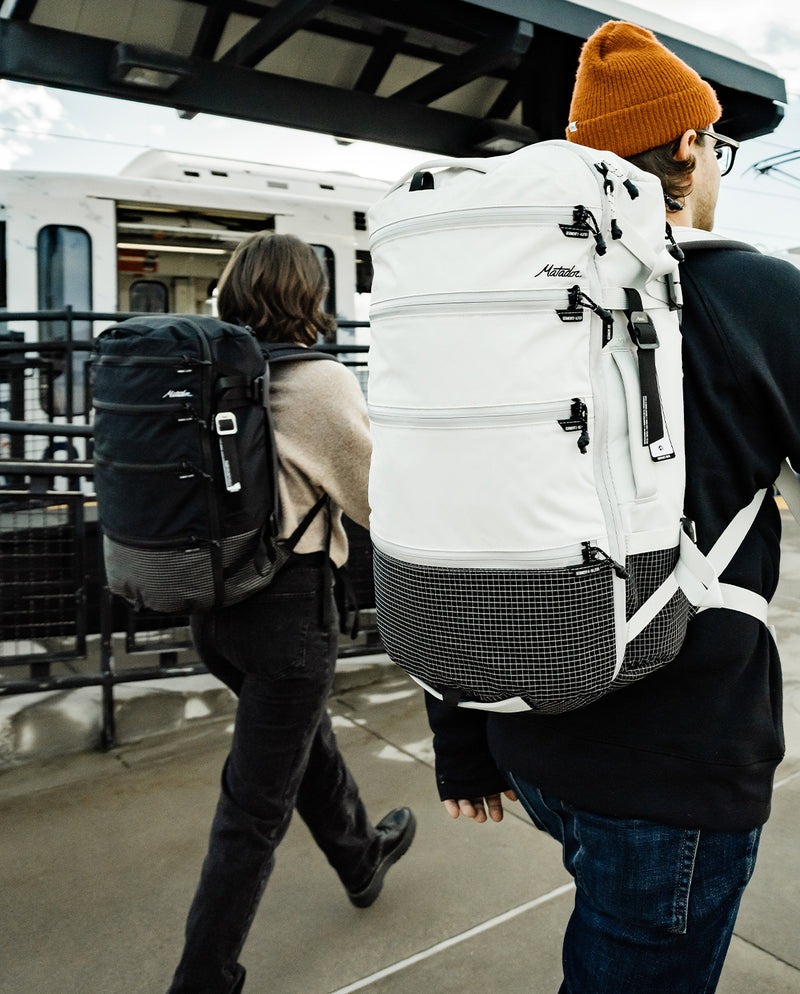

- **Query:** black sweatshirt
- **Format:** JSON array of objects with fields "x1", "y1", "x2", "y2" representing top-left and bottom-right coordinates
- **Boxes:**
[{"x1": 426, "y1": 234, "x2": 800, "y2": 831}]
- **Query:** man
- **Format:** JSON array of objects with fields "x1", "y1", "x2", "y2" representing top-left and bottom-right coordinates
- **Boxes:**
[{"x1": 425, "y1": 20, "x2": 800, "y2": 994}]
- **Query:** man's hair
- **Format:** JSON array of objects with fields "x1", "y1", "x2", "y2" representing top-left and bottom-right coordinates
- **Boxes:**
[
  {"x1": 217, "y1": 231, "x2": 335, "y2": 346},
  {"x1": 628, "y1": 138, "x2": 695, "y2": 204},
  {"x1": 626, "y1": 131, "x2": 711, "y2": 205}
]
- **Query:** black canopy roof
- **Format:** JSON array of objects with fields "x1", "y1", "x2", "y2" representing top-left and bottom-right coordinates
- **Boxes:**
[{"x1": 0, "y1": 0, "x2": 787, "y2": 157}]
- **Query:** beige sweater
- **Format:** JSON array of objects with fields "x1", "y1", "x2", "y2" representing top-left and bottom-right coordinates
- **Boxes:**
[{"x1": 269, "y1": 357, "x2": 371, "y2": 566}]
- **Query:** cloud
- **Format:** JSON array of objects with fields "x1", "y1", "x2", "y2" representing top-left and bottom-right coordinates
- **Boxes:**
[
  {"x1": 631, "y1": 0, "x2": 800, "y2": 95},
  {"x1": 0, "y1": 80, "x2": 65, "y2": 167}
]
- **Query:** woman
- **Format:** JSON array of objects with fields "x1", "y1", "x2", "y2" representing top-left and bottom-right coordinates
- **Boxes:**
[{"x1": 167, "y1": 232, "x2": 416, "y2": 994}]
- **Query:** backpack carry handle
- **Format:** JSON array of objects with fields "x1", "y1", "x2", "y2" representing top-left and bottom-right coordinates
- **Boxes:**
[{"x1": 390, "y1": 158, "x2": 490, "y2": 195}]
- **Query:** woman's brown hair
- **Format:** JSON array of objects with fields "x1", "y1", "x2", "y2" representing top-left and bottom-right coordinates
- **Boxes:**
[{"x1": 216, "y1": 232, "x2": 335, "y2": 346}]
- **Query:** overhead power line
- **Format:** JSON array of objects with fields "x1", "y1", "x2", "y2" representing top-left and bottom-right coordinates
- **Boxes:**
[{"x1": 749, "y1": 149, "x2": 800, "y2": 188}]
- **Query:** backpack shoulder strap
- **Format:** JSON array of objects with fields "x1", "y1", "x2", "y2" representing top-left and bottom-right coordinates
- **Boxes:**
[
  {"x1": 679, "y1": 239, "x2": 761, "y2": 255},
  {"x1": 255, "y1": 344, "x2": 338, "y2": 578},
  {"x1": 262, "y1": 342, "x2": 339, "y2": 366}
]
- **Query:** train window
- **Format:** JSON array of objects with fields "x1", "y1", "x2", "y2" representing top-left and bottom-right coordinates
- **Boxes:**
[
  {"x1": 130, "y1": 279, "x2": 169, "y2": 313},
  {"x1": 310, "y1": 244, "x2": 336, "y2": 331},
  {"x1": 37, "y1": 224, "x2": 92, "y2": 416},
  {"x1": 356, "y1": 250, "x2": 373, "y2": 295},
  {"x1": 37, "y1": 224, "x2": 92, "y2": 322}
]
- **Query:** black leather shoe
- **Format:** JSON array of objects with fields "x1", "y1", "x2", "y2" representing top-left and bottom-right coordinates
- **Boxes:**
[{"x1": 346, "y1": 807, "x2": 417, "y2": 908}]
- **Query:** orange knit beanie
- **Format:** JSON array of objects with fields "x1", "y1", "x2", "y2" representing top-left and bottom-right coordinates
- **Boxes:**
[{"x1": 566, "y1": 20, "x2": 721, "y2": 158}]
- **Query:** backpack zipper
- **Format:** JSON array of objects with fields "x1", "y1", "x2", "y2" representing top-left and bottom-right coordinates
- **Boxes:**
[
  {"x1": 370, "y1": 205, "x2": 587, "y2": 251},
  {"x1": 93, "y1": 399, "x2": 199, "y2": 414},
  {"x1": 368, "y1": 399, "x2": 578, "y2": 430},
  {"x1": 93, "y1": 355, "x2": 207, "y2": 369},
  {"x1": 93, "y1": 454, "x2": 209, "y2": 479},
  {"x1": 370, "y1": 288, "x2": 579, "y2": 320},
  {"x1": 373, "y1": 537, "x2": 592, "y2": 570}
]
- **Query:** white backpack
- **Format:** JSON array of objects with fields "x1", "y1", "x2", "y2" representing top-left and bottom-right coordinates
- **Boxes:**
[{"x1": 367, "y1": 140, "x2": 779, "y2": 714}]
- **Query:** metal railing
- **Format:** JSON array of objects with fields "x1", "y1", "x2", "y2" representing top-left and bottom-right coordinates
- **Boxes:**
[{"x1": 1, "y1": 311, "x2": 380, "y2": 749}]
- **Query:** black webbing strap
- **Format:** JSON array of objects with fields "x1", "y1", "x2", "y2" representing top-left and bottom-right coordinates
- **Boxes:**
[
  {"x1": 624, "y1": 288, "x2": 666, "y2": 456},
  {"x1": 332, "y1": 564, "x2": 360, "y2": 638},
  {"x1": 284, "y1": 492, "x2": 329, "y2": 552},
  {"x1": 409, "y1": 170, "x2": 434, "y2": 191},
  {"x1": 280, "y1": 493, "x2": 333, "y2": 629},
  {"x1": 215, "y1": 372, "x2": 252, "y2": 406},
  {"x1": 442, "y1": 687, "x2": 463, "y2": 707},
  {"x1": 213, "y1": 372, "x2": 252, "y2": 493}
]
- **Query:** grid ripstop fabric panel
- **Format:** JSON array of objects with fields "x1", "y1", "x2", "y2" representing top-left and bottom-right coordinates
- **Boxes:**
[
  {"x1": 104, "y1": 529, "x2": 288, "y2": 613},
  {"x1": 619, "y1": 546, "x2": 695, "y2": 687},
  {"x1": 373, "y1": 547, "x2": 617, "y2": 713},
  {"x1": 374, "y1": 544, "x2": 691, "y2": 713}
]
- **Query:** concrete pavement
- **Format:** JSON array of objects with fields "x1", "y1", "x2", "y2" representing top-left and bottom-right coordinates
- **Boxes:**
[
  {"x1": 1, "y1": 505, "x2": 799, "y2": 993},
  {"x1": 1, "y1": 664, "x2": 798, "y2": 993}
]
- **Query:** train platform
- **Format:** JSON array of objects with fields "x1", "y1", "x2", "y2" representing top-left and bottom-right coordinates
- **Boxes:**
[{"x1": 1, "y1": 509, "x2": 799, "y2": 993}]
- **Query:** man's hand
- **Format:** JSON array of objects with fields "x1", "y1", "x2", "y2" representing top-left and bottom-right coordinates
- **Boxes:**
[{"x1": 443, "y1": 790, "x2": 517, "y2": 823}]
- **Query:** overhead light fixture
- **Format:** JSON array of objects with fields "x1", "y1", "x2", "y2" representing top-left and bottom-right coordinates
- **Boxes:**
[
  {"x1": 472, "y1": 119, "x2": 538, "y2": 155},
  {"x1": 110, "y1": 43, "x2": 192, "y2": 92},
  {"x1": 117, "y1": 242, "x2": 227, "y2": 255}
]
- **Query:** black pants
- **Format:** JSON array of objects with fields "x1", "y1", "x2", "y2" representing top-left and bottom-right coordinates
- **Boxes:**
[{"x1": 167, "y1": 554, "x2": 380, "y2": 994}]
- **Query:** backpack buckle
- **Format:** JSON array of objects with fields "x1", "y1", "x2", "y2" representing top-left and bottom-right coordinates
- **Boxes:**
[
  {"x1": 215, "y1": 412, "x2": 241, "y2": 492},
  {"x1": 214, "y1": 411, "x2": 238, "y2": 435},
  {"x1": 627, "y1": 311, "x2": 659, "y2": 349}
]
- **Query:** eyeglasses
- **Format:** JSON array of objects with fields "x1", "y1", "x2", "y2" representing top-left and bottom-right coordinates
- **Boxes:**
[{"x1": 696, "y1": 129, "x2": 740, "y2": 177}]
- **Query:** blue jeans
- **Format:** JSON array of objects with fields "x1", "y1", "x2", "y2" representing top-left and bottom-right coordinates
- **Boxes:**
[
  {"x1": 505, "y1": 773, "x2": 761, "y2": 994},
  {"x1": 167, "y1": 554, "x2": 381, "y2": 994}
]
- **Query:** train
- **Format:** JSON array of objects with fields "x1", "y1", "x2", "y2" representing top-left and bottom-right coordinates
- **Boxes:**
[
  {"x1": 0, "y1": 146, "x2": 390, "y2": 451},
  {"x1": 0, "y1": 146, "x2": 388, "y2": 328},
  {"x1": 0, "y1": 151, "x2": 391, "y2": 660}
]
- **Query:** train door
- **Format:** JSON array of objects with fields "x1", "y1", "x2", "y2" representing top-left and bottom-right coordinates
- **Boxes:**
[
  {"x1": 114, "y1": 202, "x2": 276, "y2": 316},
  {"x1": 0, "y1": 179, "x2": 117, "y2": 419}
]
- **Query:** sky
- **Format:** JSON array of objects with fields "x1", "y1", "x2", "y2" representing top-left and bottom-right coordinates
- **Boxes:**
[{"x1": 0, "y1": 0, "x2": 799, "y2": 252}]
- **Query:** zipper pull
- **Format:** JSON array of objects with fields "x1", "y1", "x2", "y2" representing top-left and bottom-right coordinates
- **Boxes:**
[
  {"x1": 595, "y1": 162, "x2": 623, "y2": 240},
  {"x1": 558, "y1": 397, "x2": 590, "y2": 454},
  {"x1": 594, "y1": 162, "x2": 614, "y2": 194},
  {"x1": 623, "y1": 177, "x2": 639, "y2": 199},
  {"x1": 582, "y1": 541, "x2": 629, "y2": 579},
  {"x1": 570, "y1": 286, "x2": 614, "y2": 346},
  {"x1": 599, "y1": 161, "x2": 640, "y2": 200},
  {"x1": 665, "y1": 223, "x2": 685, "y2": 262},
  {"x1": 575, "y1": 205, "x2": 607, "y2": 256},
  {"x1": 180, "y1": 460, "x2": 213, "y2": 482}
]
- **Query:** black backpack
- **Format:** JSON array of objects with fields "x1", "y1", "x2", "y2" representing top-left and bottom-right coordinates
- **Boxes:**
[{"x1": 92, "y1": 315, "x2": 335, "y2": 613}]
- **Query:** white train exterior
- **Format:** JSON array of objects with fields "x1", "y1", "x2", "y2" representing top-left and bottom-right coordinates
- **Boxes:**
[
  {"x1": 0, "y1": 149, "x2": 388, "y2": 467},
  {"x1": 0, "y1": 148, "x2": 388, "y2": 342}
]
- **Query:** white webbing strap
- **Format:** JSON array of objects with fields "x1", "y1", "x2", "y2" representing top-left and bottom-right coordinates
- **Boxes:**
[
  {"x1": 712, "y1": 584, "x2": 769, "y2": 625},
  {"x1": 695, "y1": 462, "x2": 800, "y2": 623},
  {"x1": 408, "y1": 672, "x2": 533, "y2": 713},
  {"x1": 626, "y1": 528, "x2": 722, "y2": 643},
  {"x1": 705, "y1": 486, "x2": 768, "y2": 575},
  {"x1": 627, "y1": 485, "x2": 770, "y2": 642}
]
